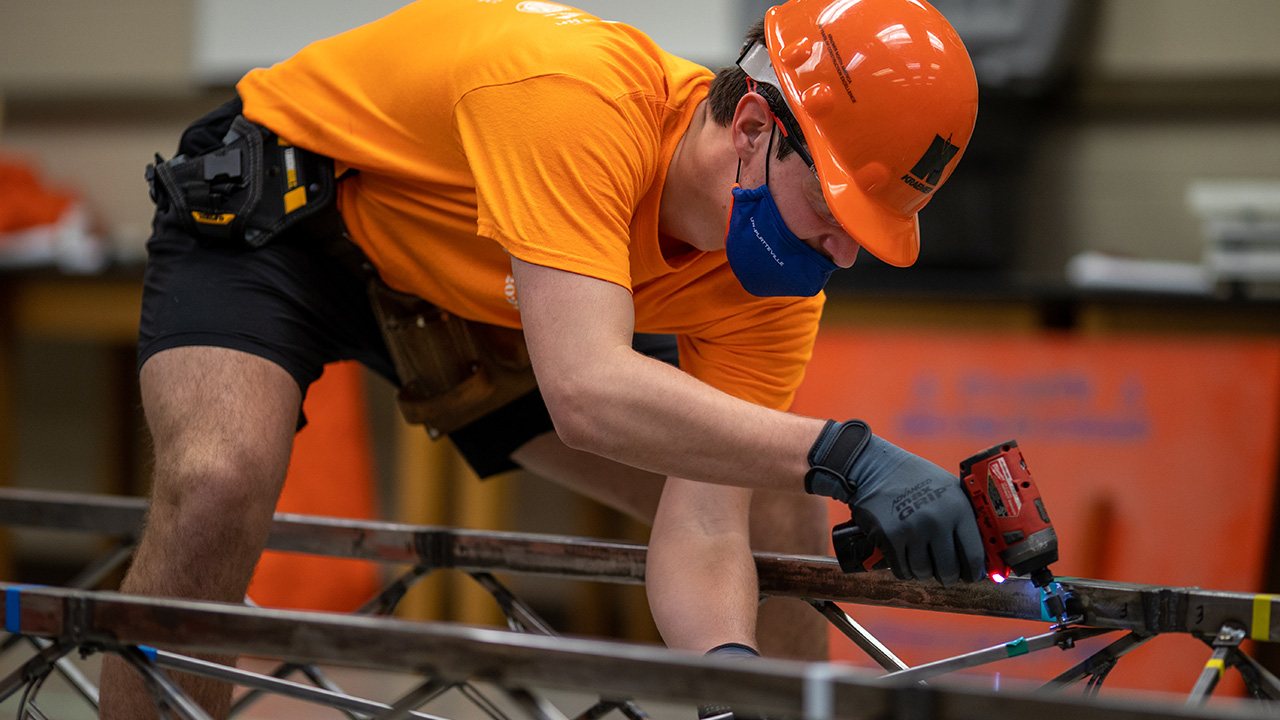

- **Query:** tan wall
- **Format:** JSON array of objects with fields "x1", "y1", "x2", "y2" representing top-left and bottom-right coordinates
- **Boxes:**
[
  {"x1": 1016, "y1": 0, "x2": 1280, "y2": 273},
  {"x1": 1025, "y1": 118, "x2": 1280, "y2": 272},
  {"x1": 1, "y1": 106, "x2": 210, "y2": 261},
  {"x1": 0, "y1": 0, "x2": 197, "y2": 258},
  {"x1": 0, "y1": 0, "x2": 191, "y2": 92},
  {"x1": 1090, "y1": 0, "x2": 1280, "y2": 77}
]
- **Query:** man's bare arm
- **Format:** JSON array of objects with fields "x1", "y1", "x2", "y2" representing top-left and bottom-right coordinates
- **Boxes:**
[{"x1": 511, "y1": 256, "x2": 825, "y2": 492}]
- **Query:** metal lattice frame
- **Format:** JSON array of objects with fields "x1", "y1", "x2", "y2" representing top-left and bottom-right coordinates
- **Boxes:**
[{"x1": 0, "y1": 487, "x2": 1277, "y2": 719}]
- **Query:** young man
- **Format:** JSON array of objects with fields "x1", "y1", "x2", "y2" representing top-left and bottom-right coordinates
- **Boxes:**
[{"x1": 103, "y1": 0, "x2": 984, "y2": 716}]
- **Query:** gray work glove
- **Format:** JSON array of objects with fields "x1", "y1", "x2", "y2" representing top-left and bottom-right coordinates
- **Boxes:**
[{"x1": 805, "y1": 420, "x2": 984, "y2": 586}]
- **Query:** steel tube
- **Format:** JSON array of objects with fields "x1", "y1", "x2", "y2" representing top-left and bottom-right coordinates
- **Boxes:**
[
  {"x1": 156, "y1": 649, "x2": 444, "y2": 720},
  {"x1": 2, "y1": 584, "x2": 1275, "y2": 720},
  {"x1": 0, "y1": 641, "x2": 73, "y2": 705},
  {"x1": 121, "y1": 647, "x2": 216, "y2": 720},
  {"x1": 806, "y1": 599, "x2": 907, "y2": 672},
  {"x1": 885, "y1": 627, "x2": 1111, "y2": 684},
  {"x1": 6, "y1": 488, "x2": 1275, "y2": 638},
  {"x1": 1041, "y1": 632, "x2": 1154, "y2": 690}
]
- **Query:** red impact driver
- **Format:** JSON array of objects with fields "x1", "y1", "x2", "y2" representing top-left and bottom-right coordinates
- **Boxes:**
[{"x1": 832, "y1": 440, "x2": 1078, "y2": 625}]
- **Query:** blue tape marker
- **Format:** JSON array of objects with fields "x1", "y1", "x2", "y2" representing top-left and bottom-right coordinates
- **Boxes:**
[
  {"x1": 139, "y1": 645, "x2": 158, "y2": 661},
  {"x1": 5, "y1": 585, "x2": 43, "y2": 633},
  {"x1": 5, "y1": 586, "x2": 22, "y2": 633}
]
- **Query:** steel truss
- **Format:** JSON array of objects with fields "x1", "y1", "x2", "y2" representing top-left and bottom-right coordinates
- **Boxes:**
[{"x1": 0, "y1": 487, "x2": 1277, "y2": 719}]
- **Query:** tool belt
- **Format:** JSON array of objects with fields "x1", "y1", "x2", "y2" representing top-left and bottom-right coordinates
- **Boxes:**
[
  {"x1": 366, "y1": 277, "x2": 538, "y2": 438},
  {"x1": 146, "y1": 114, "x2": 338, "y2": 249}
]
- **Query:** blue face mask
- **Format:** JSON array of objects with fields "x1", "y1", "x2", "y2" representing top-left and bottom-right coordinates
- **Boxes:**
[{"x1": 725, "y1": 182, "x2": 837, "y2": 298}]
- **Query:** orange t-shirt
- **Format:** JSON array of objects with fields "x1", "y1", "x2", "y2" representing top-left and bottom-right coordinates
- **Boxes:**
[{"x1": 237, "y1": 0, "x2": 824, "y2": 411}]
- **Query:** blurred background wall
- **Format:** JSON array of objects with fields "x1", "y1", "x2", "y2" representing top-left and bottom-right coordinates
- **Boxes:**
[{"x1": 2, "y1": 0, "x2": 1278, "y2": 271}]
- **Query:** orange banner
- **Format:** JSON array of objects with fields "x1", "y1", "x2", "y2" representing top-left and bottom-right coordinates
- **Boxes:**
[{"x1": 792, "y1": 328, "x2": 1280, "y2": 697}]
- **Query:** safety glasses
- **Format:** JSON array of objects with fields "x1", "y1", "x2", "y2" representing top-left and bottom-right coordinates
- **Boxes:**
[{"x1": 736, "y1": 40, "x2": 817, "y2": 172}]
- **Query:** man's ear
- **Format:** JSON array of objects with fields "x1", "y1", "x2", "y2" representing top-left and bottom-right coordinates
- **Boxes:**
[{"x1": 730, "y1": 92, "x2": 774, "y2": 159}]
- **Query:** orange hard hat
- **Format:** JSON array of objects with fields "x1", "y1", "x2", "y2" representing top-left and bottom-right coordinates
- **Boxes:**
[{"x1": 739, "y1": 0, "x2": 978, "y2": 267}]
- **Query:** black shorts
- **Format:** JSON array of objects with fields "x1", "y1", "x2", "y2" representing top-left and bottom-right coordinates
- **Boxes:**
[{"x1": 138, "y1": 100, "x2": 677, "y2": 478}]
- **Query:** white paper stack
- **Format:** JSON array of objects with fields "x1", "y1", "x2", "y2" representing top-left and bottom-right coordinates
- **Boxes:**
[
  {"x1": 1065, "y1": 251, "x2": 1212, "y2": 295},
  {"x1": 1187, "y1": 180, "x2": 1280, "y2": 284}
]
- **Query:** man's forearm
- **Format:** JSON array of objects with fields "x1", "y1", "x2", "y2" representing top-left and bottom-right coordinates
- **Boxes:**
[
  {"x1": 544, "y1": 345, "x2": 826, "y2": 491},
  {"x1": 513, "y1": 256, "x2": 826, "y2": 494}
]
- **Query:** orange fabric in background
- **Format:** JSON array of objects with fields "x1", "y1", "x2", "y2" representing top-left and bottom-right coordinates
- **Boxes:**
[
  {"x1": 248, "y1": 361, "x2": 381, "y2": 612},
  {"x1": 792, "y1": 328, "x2": 1280, "y2": 700},
  {"x1": 0, "y1": 157, "x2": 74, "y2": 232}
]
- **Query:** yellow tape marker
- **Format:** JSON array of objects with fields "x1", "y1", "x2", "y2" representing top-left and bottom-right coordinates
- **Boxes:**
[
  {"x1": 1206, "y1": 658, "x2": 1225, "y2": 678},
  {"x1": 283, "y1": 186, "x2": 307, "y2": 214},
  {"x1": 1253, "y1": 594, "x2": 1277, "y2": 641}
]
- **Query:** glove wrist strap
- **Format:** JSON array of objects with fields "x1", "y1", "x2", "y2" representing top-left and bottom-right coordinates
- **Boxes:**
[{"x1": 804, "y1": 419, "x2": 872, "y2": 502}]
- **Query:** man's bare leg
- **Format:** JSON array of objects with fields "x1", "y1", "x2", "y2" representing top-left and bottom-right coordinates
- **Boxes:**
[
  {"x1": 99, "y1": 346, "x2": 302, "y2": 720},
  {"x1": 511, "y1": 431, "x2": 830, "y2": 660}
]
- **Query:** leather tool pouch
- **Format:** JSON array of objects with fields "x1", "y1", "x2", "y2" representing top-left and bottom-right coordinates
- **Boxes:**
[
  {"x1": 367, "y1": 278, "x2": 538, "y2": 438},
  {"x1": 147, "y1": 115, "x2": 337, "y2": 249}
]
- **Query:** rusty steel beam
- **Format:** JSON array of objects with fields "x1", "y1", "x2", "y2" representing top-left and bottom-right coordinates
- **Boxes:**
[
  {"x1": 0, "y1": 488, "x2": 1274, "y2": 640},
  {"x1": 1, "y1": 583, "x2": 1275, "y2": 720}
]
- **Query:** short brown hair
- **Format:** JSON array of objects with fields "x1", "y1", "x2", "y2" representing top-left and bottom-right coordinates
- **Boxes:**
[{"x1": 706, "y1": 19, "x2": 799, "y2": 161}]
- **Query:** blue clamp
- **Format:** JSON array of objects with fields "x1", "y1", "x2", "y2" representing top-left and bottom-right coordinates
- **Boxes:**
[{"x1": 1039, "y1": 582, "x2": 1064, "y2": 621}]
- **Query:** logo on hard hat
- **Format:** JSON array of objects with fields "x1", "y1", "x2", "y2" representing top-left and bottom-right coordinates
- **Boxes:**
[
  {"x1": 901, "y1": 134, "x2": 960, "y2": 194},
  {"x1": 818, "y1": 26, "x2": 857, "y2": 105}
]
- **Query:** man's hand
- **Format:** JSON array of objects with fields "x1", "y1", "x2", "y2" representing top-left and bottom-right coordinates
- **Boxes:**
[{"x1": 805, "y1": 420, "x2": 984, "y2": 586}]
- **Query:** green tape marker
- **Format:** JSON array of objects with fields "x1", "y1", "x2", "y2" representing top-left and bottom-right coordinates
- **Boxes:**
[{"x1": 1005, "y1": 637, "x2": 1029, "y2": 657}]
